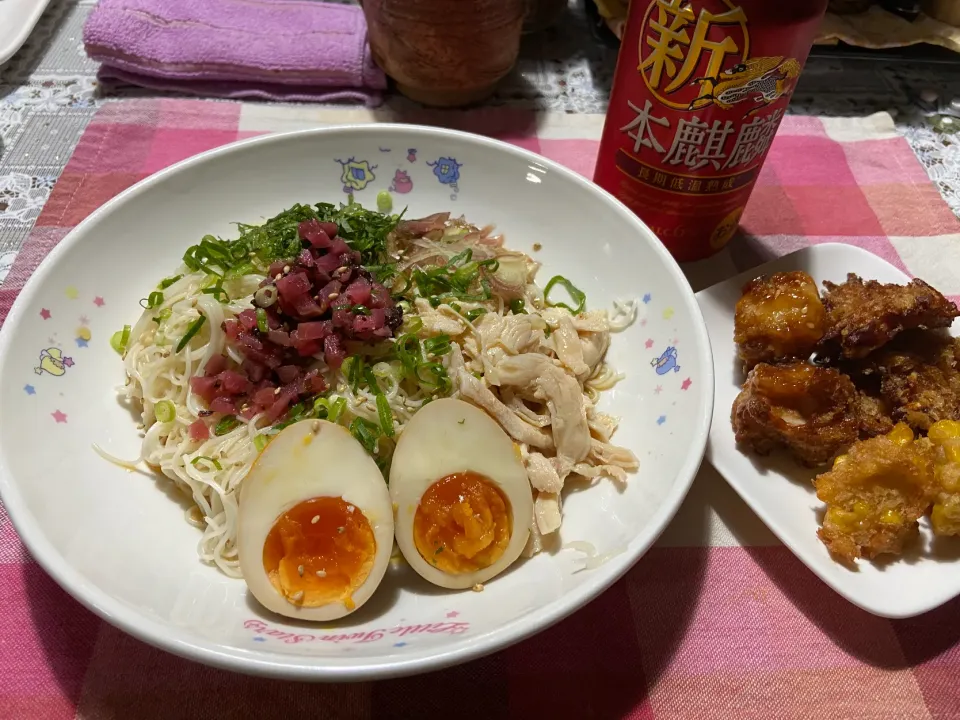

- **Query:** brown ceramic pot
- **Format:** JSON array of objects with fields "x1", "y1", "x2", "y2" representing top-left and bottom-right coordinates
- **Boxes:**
[{"x1": 362, "y1": 0, "x2": 525, "y2": 107}]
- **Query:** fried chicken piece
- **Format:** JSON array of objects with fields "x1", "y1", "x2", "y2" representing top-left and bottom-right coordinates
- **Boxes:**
[
  {"x1": 815, "y1": 423, "x2": 936, "y2": 565},
  {"x1": 926, "y1": 420, "x2": 960, "y2": 536},
  {"x1": 734, "y1": 271, "x2": 826, "y2": 369},
  {"x1": 846, "y1": 333, "x2": 960, "y2": 431},
  {"x1": 732, "y1": 362, "x2": 860, "y2": 466},
  {"x1": 819, "y1": 274, "x2": 958, "y2": 360},
  {"x1": 856, "y1": 390, "x2": 895, "y2": 438}
]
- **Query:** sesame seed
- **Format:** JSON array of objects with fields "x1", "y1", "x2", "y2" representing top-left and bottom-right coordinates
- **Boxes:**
[
  {"x1": 328, "y1": 292, "x2": 339, "y2": 300},
  {"x1": 283, "y1": 265, "x2": 291, "y2": 273},
  {"x1": 347, "y1": 505, "x2": 355, "y2": 513},
  {"x1": 274, "y1": 387, "x2": 282, "y2": 395},
  {"x1": 316, "y1": 570, "x2": 326, "y2": 578},
  {"x1": 312, "y1": 420, "x2": 321, "y2": 433},
  {"x1": 297, "y1": 565, "x2": 304, "y2": 576},
  {"x1": 336, "y1": 266, "x2": 348, "y2": 274},
  {"x1": 290, "y1": 590, "x2": 304, "y2": 602},
  {"x1": 337, "y1": 526, "x2": 345, "y2": 533},
  {"x1": 274, "y1": 273, "x2": 282, "y2": 281},
  {"x1": 311, "y1": 515, "x2": 320, "y2": 524}
]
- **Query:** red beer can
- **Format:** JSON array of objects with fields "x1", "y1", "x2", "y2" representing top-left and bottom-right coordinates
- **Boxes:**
[{"x1": 593, "y1": 0, "x2": 828, "y2": 263}]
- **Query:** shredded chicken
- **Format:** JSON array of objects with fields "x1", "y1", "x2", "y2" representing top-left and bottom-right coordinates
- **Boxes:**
[
  {"x1": 414, "y1": 297, "x2": 466, "y2": 336},
  {"x1": 391, "y1": 214, "x2": 638, "y2": 556},
  {"x1": 456, "y1": 369, "x2": 554, "y2": 450}
]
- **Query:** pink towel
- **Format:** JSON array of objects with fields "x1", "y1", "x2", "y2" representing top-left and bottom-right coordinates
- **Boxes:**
[{"x1": 83, "y1": 0, "x2": 387, "y2": 104}]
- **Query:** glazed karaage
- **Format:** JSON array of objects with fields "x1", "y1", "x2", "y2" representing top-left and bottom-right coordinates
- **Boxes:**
[
  {"x1": 846, "y1": 333, "x2": 960, "y2": 431},
  {"x1": 815, "y1": 423, "x2": 936, "y2": 565},
  {"x1": 734, "y1": 271, "x2": 827, "y2": 368},
  {"x1": 926, "y1": 420, "x2": 960, "y2": 536},
  {"x1": 819, "y1": 274, "x2": 958, "y2": 360},
  {"x1": 732, "y1": 361, "x2": 860, "y2": 466}
]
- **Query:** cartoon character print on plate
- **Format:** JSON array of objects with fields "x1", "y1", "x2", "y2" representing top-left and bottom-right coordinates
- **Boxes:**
[
  {"x1": 390, "y1": 169, "x2": 413, "y2": 194},
  {"x1": 335, "y1": 158, "x2": 377, "y2": 194},
  {"x1": 35, "y1": 346, "x2": 73, "y2": 377},
  {"x1": 652, "y1": 346, "x2": 680, "y2": 375},
  {"x1": 428, "y1": 157, "x2": 462, "y2": 200}
]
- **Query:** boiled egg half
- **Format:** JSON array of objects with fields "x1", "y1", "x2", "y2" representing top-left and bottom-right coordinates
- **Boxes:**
[
  {"x1": 390, "y1": 398, "x2": 533, "y2": 589},
  {"x1": 238, "y1": 419, "x2": 393, "y2": 621}
]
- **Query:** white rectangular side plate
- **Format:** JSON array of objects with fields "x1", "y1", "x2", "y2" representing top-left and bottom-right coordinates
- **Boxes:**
[{"x1": 698, "y1": 243, "x2": 960, "y2": 618}]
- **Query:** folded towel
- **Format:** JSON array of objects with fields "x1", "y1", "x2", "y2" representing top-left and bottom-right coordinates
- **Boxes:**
[{"x1": 84, "y1": 0, "x2": 387, "y2": 104}]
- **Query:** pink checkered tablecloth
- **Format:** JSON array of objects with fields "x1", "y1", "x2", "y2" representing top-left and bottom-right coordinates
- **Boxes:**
[{"x1": 1, "y1": 99, "x2": 959, "y2": 720}]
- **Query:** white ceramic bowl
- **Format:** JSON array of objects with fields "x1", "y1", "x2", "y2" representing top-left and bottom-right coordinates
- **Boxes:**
[{"x1": 0, "y1": 125, "x2": 713, "y2": 680}]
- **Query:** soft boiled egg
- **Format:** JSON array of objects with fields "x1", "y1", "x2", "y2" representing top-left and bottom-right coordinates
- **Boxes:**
[
  {"x1": 390, "y1": 398, "x2": 533, "y2": 589},
  {"x1": 238, "y1": 419, "x2": 393, "y2": 621}
]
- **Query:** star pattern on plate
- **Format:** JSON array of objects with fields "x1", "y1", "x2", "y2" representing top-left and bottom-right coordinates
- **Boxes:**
[
  {"x1": 643, "y1": 293, "x2": 652, "y2": 304},
  {"x1": 681, "y1": 378, "x2": 692, "y2": 391},
  {"x1": 446, "y1": 611, "x2": 459, "y2": 618},
  {"x1": 52, "y1": 410, "x2": 68, "y2": 423},
  {"x1": 252, "y1": 637, "x2": 266, "y2": 642},
  {"x1": 63, "y1": 357, "x2": 75, "y2": 367},
  {"x1": 75, "y1": 337, "x2": 88, "y2": 348},
  {"x1": 656, "y1": 415, "x2": 666, "y2": 426},
  {"x1": 654, "y1": 385, "x2": 663, "y2": 395},
  {"x1": 662, "y1": 308, "x2": 674, "y2": 320},
  {"x1": 65, "y1": 286, "x2": 79, "y2": 300},
  {"x1": 40, "y1": 308, "x2": 51, "y2": 320},
  {"x1": 93, "y1": 296, "x2": 105, "y2": 307},
  {"x1": 24, "y1": 385, "x2": 35, "y2": 395},
  {"x1": 644, "y1": 339, "x2": 654, "y2": 349},
  {"x1": 393, "y1": 641, "x2": 408, "y2": 647},
  {"x1": 79, "y1": 315, "x2": 90, "y2": 325}
]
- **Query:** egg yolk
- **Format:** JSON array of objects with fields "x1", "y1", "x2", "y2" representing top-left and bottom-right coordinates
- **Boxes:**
[
  {"x1": 413, "y1": 471, "x2": 512, "y2": 574},
  {"x1": 262, "y1": 496, "x2": 375, "y2": 609}
]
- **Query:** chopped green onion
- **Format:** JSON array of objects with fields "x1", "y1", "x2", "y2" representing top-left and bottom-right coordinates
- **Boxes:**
[
  {"x1": 446, "y1": 249, "x2": 473, "y2": 268},
  {"x1": 352, "y1": 305, "x2": 370, "y2": 316},
  {"x1": 201, "y1": 283, "x2": 229, "y2": 303},
  {"x1": 158, "y1": 274, "x2": 182, "y2": 290},
  {"x1": 403, "y1": 316, "x2": 423, "y2": 334},
  {"x1": 347, "y1": 355, "x2": 365, "y2": 392},
  {"x1": 376, "y1": 394, "x2": 395, "y2": 437},
  {"x1": 417, "y1": 362, "x2": 451, "y2": 394},
  {"x1": 255, "y1": 308, "x2": 268, "y2": 333},
  {"x1": 176, "y1": 315, "x2": 207, "y2": 353},
  {"x1": 154, "y1": 308, "x2": 172, "y2": 323},
  {"x1": 544, "y1": 275, "x2": 586, "y2": 315},
  {"x1": 224, "y1": 262, "x2": 256, "y2": 280},
  {"x1": 110, "y1": 325, "x2": 131, "y2": 355},
  {"x1": 140, "y1": 291, "x2": 164, "y2": 309},
  {"x1": 154, "y1": 400, "x2": 176, "y2": 423},
  {"x1": 509, "y1": 299, "x2": 526, "y2": 314},
  {"x1": 423, "y1": 335, "x2": 451, "y2": 357},
  {"x1": 254, "y1": 434, "x2": 271, "y2": 452},
  {"x1": 478, "y1": 258, "x2": 500, "y2": 272},
  {"x1": 349, "y1": 417, "x2": 380, "y2": 455},
  {"x1": 429, "y1": 296, "x2": 441, "y2": 308},
  {"x1": 327, "y1": 397, "x2": 346, "y2": 424},
  {"x1": 395, "y1": 334, "x2": 422, "y2": 373},
  {"x1": 214, "y1": 414, "x2": 239, "y2": 436},
  {"x1": 191, "y1": 455, "x2": 222, "y2": 471},
  {"x1": 465, "y1": 308, "x2": 487, "y2": 322},
  {"x1": 364, "y1": 366, "x2": 381, "y2": 395},
  {"x1": 377, "y1": 190, "x2": 393, "y2": 213}
]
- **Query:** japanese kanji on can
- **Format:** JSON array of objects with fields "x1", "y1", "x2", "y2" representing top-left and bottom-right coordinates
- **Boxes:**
[{"x1": 593, "y1": 0, "x2": 829, "y2": 263}]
